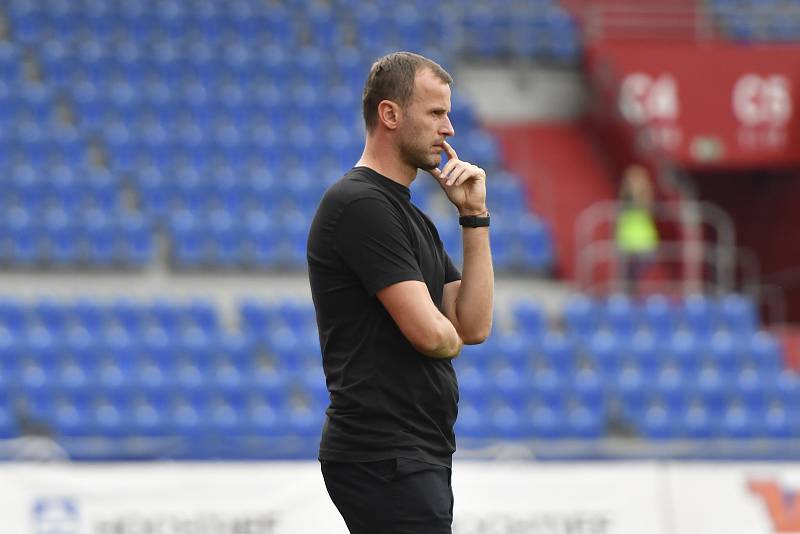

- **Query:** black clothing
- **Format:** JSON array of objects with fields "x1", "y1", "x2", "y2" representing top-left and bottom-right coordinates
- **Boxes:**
[
  {"x1": 321, "y1": 458, "x2": 454, "y2": 534},
  {"x1": 307, "y1": 166, "x2": 462, "y2": 467}
]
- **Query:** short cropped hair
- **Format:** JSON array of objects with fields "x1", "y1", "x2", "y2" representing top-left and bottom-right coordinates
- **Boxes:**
[{"x1": 362, "y1": 51, "x2": 453, "y2": 133}]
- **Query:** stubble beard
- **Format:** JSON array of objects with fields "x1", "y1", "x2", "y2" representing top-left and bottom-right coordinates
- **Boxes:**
[{"x1": 398, "y1": 126, "x2": 440, "y2": 172}]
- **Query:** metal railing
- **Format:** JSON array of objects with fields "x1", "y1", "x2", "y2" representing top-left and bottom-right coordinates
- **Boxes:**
[
  {"x1": 575, "y1": 200, "x2": 737, "y2": 289},
  {"x1": 574, "y1": 199, "x2": 787, "y2": 324},
  {"x1": 583, "y1": 3, "x2": 718, "y2": 42},
  {"x1": 580, "y1": 1, "x2": 800, "y2": 43}
]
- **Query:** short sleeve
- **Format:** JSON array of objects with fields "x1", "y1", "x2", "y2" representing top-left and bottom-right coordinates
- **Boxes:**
[
  {"x1": 443, "y1": 251, "x2": 461, "y2": 284},
  {"x1": 335, "y1": 197, "x2": 424, "y2": 296}
]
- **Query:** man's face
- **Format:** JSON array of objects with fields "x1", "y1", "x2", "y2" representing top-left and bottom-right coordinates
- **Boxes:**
[{"x1": 397, "y1": 68, "x2": 455, "y2": 171}]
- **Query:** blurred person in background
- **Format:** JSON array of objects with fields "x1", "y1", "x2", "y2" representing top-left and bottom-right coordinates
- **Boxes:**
[
  {"x1": 307, "y1": 51, "x2": 494, "y2": 534},
  {"x1": 615, "y1": 164, "x2": 659, "y2": 295}
]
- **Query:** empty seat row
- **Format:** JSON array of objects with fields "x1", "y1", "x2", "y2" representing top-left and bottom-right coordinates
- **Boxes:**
[
  {"x1": 560, "y1": 293, "x2": 760, "y2": 337},
  {"x1": 457, "y1": 359, "x2": 797, "y2": 408},
  {"x1": 0, "y1": 391, "x2": 326, "y2": 440},
  {"x1": 0, "y1": 227, "x2": 153, "y2": 268},
  {"x1": 0, "y1": 293, "x2": 795, "y2": 451},
  {"x1": 457, "y1": 399, "x2": 800, "y2": 440},
  {"x1": 708, "y1": 0, "x2": 800, "y2": 42},
  {"x1": 0, "y1": 297, "x2": 220, "y2": 334}
]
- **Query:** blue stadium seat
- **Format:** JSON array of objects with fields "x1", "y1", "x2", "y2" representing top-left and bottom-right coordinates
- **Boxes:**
[
  {"x1": 680, "y1": 293, "x2": 717, "y2": 337},
  {"x1": 132, "y1": 355, "x2": 169, "y2": 393},
  {"x1": 643, "y1": 294, "x2": 675, "y2": 341},
  {"x1": 455, "y1": 358, "x2": 490, "y2": 409},
  {"x1": 735, "y1": 364, "x2": 771, "y2": 412},
  {"x1": 724, "y1": 14, "x2": 757, "y2": 41},
  {"x1": 66, "y1": 298, "x2": 105, "y2": 335},
  {"x1": 455, "y1": 400, "x2": 490, "y2": 439},
  {"x1": 248, "y1": 349, "x2": 291, "y2": 403},
  {"x1": 285, "y1": 391, "x2": 324, "y2": 437},
  {"x1": 586, "y1": 330, "x2": 621, "y2": 377},
  {"x1": 723, "y1": 403, "x2": 759, "y2": 439},
  {"x1": 775, "y1": 370, "x2": 800, "y2": 406},
  {"x1": 119, "y1": 213, "x2": 154, "y2": 266},
  {"x1": 570, "y1": 365, "x2": 604, "y2": 406},
  {"x1": 683, "y1": 401, "x2": 716, "y2": 439},
  {"x1": 0, "y1": 297, "x2": 28, "y2": 334},
  {"x1": 602, "y1": 293, "x2": 637, "y2": 335},
  {"x1": 527, "y1": 402, "x2": 568, "y2": 439},
  {"x1": 639, "y1": 402, "x2": 681, "y2": 440},
  {"x1": 463, "y1": 5, "x2": 505, "y2": 58},
  {"x1": 489, "y1": 360, "x2": 524, "y2": 406},
  {"x1": 129, "y1": 396, "x2": 170, "y2": 438},
  {"x1": 539, "y1": 331, "x2": 576, "y2": 375},
  {"x1": 764, "y1": 402, "x2": 799, "y2": 439},
  {"x1": 707, "y1": 330, "x2": 740, "y2": 374},
  {"x1": 208, "y1": 395, "x2": 244, "y2": 436},
  {"x1": 567, "y1": 403, "x2": 603, "y2": 439},
  {"x1": 692, "y1": 364, "x2": 730, "y2": 414},
  {"x1": 55, "y1": 352, "x2": 89, "y2": 395},
  {"x1": 719, "y1": 294, "x2": 757, "y2": 334},
  {"x1": 239, "y1": 299, "x2": 271, "y2": 332},
  {"x1": 89, "y1": 396, "x2": 129, "y2": 439},
  {"x1": 769, "y1": 15, "x2": 800, "y2": 42},
  {"x1": 563, "y1": 294, "x2": 597, "y2": 339},
  {"x1": 512, "y1": 300, "x2": 545, "y2": 338},
  {"x1": 669, "y1": 330, "x2": 701, "y2": 374},
  {"x1": 495, "y1": 332, "x2": 529, "y2": 371},
  {"x1": 615, "y1": 363, "x2": 647, "y2": 407},
  {"x1": 629, "y1": 330, "x2": 661, "y2": 374},
  {"x1": 529, "y1": 364, "x2": 564, "y2": 408},
  {"x1": 0, "y1": 42, "x2": 22, "y2": 81},
  {"x1": 52, "y1": 396, "x2": 92, "y2": 438},
  {"x1": 33, "y1": 297, "x2": 67, "y2": 332},
  {"x1": 749, "y1": 331, "x2": 783, "y2": 372},
  {"x1": 513, "y1": 215, "x2": 553, "y2": 270},
  {"x1": 170, "y1": 396, "x2": 206, "y2": 441},
  {"x1": 489, "y1": 400, "x2": 527, "y2": 438},
  {"x1": 654, "y1": 364, "x2": 688, "y2": 412}
]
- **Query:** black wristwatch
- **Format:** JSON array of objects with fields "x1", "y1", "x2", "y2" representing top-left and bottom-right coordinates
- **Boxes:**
[{"x1": 459, "y1": 213, "x2": 490, "y2": 228}]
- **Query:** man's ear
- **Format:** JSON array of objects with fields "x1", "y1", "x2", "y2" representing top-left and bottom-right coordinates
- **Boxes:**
[{"x1": 377, "y1": 100, "x2": 401, "y2": 130}]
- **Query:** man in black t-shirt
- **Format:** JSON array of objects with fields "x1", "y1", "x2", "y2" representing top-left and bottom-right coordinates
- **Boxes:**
[{"x1": 307, "y1": 51, "x2": 494, "y2": 534}]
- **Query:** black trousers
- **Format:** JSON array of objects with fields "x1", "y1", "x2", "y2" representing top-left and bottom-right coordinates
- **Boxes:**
[{"x1": 321, "y1": 458, "x2": 454, "y2": 534}]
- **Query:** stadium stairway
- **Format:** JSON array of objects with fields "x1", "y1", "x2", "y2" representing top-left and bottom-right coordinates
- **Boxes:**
[{"x1": 487, "y1": 121, "x2": 617, "y2": 280}]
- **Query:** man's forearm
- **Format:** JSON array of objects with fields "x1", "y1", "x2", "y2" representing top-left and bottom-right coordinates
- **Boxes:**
[
  {"x1": 455, "y1": 225, "x2": 494, "y2": 344},
  {"x1": 415, "y1": 314, "x2": 464, "y2": 359}
]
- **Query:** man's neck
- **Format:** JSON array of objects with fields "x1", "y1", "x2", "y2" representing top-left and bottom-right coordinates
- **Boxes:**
[{"x1": 356, "y1": 141, "x2": 417, "y2": 188}]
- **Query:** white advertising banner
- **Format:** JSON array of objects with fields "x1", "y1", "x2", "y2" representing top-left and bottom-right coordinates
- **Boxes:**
[
  {"x1": 666, "y1": 463, "x2": 800, "y2": 534},
  {"x1": 0, "y1": 461, "x2": 667, "y2": 534},
  {"x1": 5, "y1": 460, "x2": 798, "y2": 534},
  {"x1": 452, "y1": 462, "x2": 666, "y2": 534},
  {"x1": 0, "y1": 462, "x2": 346, "y2": 534}
]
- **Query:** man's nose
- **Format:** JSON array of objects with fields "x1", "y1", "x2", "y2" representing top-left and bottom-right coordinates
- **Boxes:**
[{"x1": 441, "y1": 116, "x2": 454, "y2": 137}]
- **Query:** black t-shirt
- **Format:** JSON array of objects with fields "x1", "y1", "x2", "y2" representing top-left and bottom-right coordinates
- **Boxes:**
[{"x1": 307, "y1": 166, "x2": 462, "y2": 467}]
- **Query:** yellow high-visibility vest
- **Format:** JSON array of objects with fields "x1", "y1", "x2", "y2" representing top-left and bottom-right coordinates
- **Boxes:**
[{"x1": 616, "y1": 207, "x2": 658, "y2": 253}]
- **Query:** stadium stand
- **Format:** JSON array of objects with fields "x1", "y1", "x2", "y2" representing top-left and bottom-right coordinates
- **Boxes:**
[
  {"x1": 0, "y1": 292, "x2": 796, "y2": 460},
  {"x1": 708, "y1": 0, "x2": 800, "y2": 42},
  {"x1": 0, "y1": 0, "x2": 561, "y2": 274},
  {"x1": 0, "y1": 0, "x2": 798, "y2": 462}
]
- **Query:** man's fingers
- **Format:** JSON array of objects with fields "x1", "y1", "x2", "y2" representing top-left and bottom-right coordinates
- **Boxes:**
[
  {"x1": 446, "y1": 164, "x2": 469, "y2": 186},
  {"x1": 442, "y1": 140, "x2": 458, "y2": 162},
  {"x1": 453, "y1": 170, "x2": 475, "y2": 187},
  {"x1": 458, "y1": 166, "x2": 486, "y2": 186},
  {"x1": 429, "y1": 167, "x2": 442, "y2": 179},
  {"x1": 440, "y1": 157, "x2": 460, "y2": 179}
]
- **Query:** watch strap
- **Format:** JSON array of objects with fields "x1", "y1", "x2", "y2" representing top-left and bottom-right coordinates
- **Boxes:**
[{"x1": 459, "y1": 214, "x2": 490, "y2": 228}]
